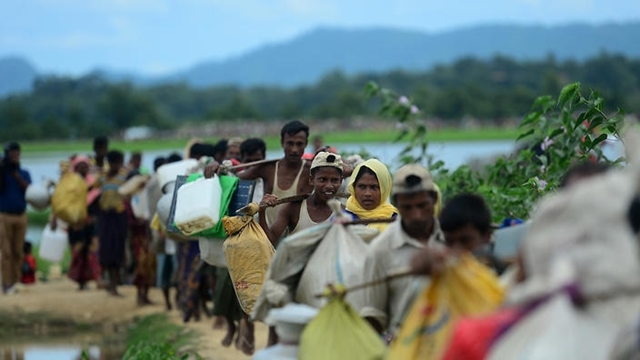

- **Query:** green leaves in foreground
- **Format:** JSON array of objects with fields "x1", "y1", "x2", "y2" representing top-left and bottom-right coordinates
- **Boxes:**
[
  {"x1": 123, "y1": 314, "x2": 202, "y2": 360},
  {"x1": 367, "y1": 81, "x2": 625, "y2": 222}
]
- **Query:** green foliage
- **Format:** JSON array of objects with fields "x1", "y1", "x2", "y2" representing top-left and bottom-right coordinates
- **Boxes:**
[
  {"x1": 123, "y1": 313, "x2": 202, "y2": 360},
  {"x1": 365, "y1": 81, "x2": 431, "y2": 165},
  {"x1": 369, "y1": 81, "x2": 625, "y2": 221}
]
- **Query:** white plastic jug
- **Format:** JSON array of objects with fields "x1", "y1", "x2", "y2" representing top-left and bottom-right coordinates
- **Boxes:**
[
  {"x1": 39, "y1": 224, "x2": 68, "y2": 262},
  {"x1": 174, "y1": 176, "x2": 222, "y2": 236},
  {"x1": 156, "y1": 159, "x2": 199, "y2": 193},
  {"x1": 156, "y1": 193, "x2": 173, "y2": 225}
]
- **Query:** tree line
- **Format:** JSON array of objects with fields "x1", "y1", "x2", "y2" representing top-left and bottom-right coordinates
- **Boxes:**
[{"x1": 1, "y1": 52, "x2": 639, "y2": 142}]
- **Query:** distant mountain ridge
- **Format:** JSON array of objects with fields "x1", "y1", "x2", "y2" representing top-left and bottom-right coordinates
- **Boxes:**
[
  {"x1": 2, "y1": 22, "x2": 640, "y2": 95},
  {"x1": 0, "y1": 57, "x2": 37, "y2": 96}
]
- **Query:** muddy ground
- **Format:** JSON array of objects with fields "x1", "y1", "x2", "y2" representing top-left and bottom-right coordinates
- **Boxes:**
[{"x1": 0, "y1": 279, "x2": 269, "y2": 359}]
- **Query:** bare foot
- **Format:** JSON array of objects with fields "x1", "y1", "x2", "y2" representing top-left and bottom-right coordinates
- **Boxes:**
[
  {"x1": 267, "y1": 326, "x2": 278, "y2": 347},
  {"x1": 109, "y1": 289, "x2": 124, "y2": 298},
  {"x1": 238, "y1": 320, "x2": 255, "y2": 355},
  {"x1": 221, "y1": 326, "x2": 236, "y2": 347},
  {"x1": 213, "y1": 316, "x2": 226, "y2": 330},
  {"x1": 138, "y1": 297, "x2": 154, "y2": 306}
]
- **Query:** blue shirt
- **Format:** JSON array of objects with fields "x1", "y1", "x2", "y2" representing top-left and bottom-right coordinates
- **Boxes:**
[{"x1": 0, "y1": 167, "x2": 32, "y2": 214}]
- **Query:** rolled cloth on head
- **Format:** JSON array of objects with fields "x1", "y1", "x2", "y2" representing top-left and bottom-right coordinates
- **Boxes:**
[
  {"x1": 346, "y1": 159, "x2": 398, "y2": 232},
  {"x1": 71, "y1": 155, "x2": 91, "y2": 171}
]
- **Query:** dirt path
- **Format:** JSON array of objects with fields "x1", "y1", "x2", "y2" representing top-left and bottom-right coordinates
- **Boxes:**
[{"x1": 0, "y1": 279, "x2": 268, "y2": 359}]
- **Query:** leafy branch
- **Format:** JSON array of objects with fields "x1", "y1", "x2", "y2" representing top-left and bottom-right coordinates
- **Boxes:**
[{"x1": 366, "y1": 81, "x2": 625, "y2": 221}]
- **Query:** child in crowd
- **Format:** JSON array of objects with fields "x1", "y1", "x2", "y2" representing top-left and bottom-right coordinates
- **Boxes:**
[{"x1": 21, "y1": 241, "x2": 36, "y2": 285}]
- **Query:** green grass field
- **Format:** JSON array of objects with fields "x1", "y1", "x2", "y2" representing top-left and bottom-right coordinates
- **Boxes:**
[{"x1": 19, "y1": 127, "x2": 519, "y2": 154}]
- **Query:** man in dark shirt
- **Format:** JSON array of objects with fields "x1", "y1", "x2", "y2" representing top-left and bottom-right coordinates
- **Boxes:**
[{"x1": 0, "y1": 142, "x2": 32, "y2": 294}]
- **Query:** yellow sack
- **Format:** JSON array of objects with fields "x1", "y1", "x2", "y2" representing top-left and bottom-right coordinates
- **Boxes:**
[
  {"x1": 299, "y1": 285, "x2": 385, "y2": 360},
  {"x1": 387, "y1": 253, "x2": 504, "y2": 360},
  {"x1": 223, "y1": 203, "x2": 275, "y2": 315},
  {"x1": 51, "y1": 172, "x2": 87, "y2": 226}
]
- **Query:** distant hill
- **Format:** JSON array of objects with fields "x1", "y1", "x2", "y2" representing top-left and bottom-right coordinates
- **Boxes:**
[
  {"x1": 2, "y1": 22, "x2": 640, "y2": 93},
  {"x1": 0, "y1": 57, "x2": 37, "y2": 96},
  {"x1": 170, "y1": 22, "x2": 640, "y2": 88}
]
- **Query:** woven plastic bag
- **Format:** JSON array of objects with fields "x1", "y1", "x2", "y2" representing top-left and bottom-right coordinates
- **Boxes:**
[
  {"x1": 251, "y1": 221, "x2": 333, "y2": 322},
  {"x1": 223, "y1": 203, "x2": 275, "y2": 315},
  {"x1": 299, "y1": 285, "x2": 385, "y2": 360},
  {"x1": 51, "y1": 171, "x2": 87, "y2": 225},
  {"x1": 387, "y1": 253, "x2": 504, "y2": 360}
]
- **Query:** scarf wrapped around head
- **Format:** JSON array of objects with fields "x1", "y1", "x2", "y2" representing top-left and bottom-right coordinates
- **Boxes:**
[
  {"x1": 346, "y1": 159, "x2": 398, "y2": 232},
  {"x1": 71, "y1": 155, "x2": 100, "y2": 206}
]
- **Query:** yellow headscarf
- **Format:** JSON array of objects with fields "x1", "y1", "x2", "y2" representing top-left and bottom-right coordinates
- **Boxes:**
[{"x1": 346, "y1": 159, "x2": 398, "y2": 232}]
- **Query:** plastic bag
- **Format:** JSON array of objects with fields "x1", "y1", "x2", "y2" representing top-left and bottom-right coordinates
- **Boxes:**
[
  {"x1": 39, "y1": 224, "x2": 68, "y2": 262},
  {"x1": 26, "y1": 181, "x2": 52, "y2": 210},
  {"x1": 51, "y1": 172, "x2": 87, "y2": 225},
  {"x1": 299, "y1": 286, "x2": 385, "y2": 360},
  {"x1": 387, "y1": 253, "x2": 504, "y2": 360},
  {"x1": 198, "y1": 238, "x2": 227, "y2": 267},
  {"x1": 223, "y1": 203, "x2": 275, "y2": 315},
  {"x1": 295, "y1": 208, "x2": 370, "y2": 311},
  {"x1": 130, "y1": 191, "x2": 150, "y2": 220}
]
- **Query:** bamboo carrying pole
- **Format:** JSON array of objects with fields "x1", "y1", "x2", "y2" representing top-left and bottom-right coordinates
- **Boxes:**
[
  {"x1": 225, "y1": 158, "x2": 278, "y2": 171},
  {"x1": 314, "y1": 269, "x2": 413, "y2": 298},
  {"x1": 258, "y1": 193, "x2": 311, "y2": 210}
]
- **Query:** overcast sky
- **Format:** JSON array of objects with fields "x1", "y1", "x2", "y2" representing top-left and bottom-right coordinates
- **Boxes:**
[{"x1": 2, "y1": 0, "x2": 639, "y2": 76}]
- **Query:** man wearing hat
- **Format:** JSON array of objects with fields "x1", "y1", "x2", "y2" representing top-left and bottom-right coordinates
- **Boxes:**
[
  {"x1": 259, "y1": 151, "x2": 345, "y2": 246},
  {"x1": 0, "y1": 142, "x2": 32, "y2": 294},
  {"x1": 360, "y1": 164, "x2": 445, "y2": 335}
]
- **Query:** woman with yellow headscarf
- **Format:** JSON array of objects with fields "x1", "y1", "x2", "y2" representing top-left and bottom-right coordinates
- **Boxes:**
[{"x1": 345, "y1": 159, "x2": 398, "y2": 232}]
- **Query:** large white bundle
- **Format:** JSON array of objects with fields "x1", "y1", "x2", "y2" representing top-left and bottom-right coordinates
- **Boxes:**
[
  {"x1": 252, "y1": 200, "x2": 372, "y2": 321},
  {"x1": 252, "y1": 222, "x2": 332, "y2": 322},
  {"x1": 294, "y1": 209, "x2": 370, "y2": 311},
  {"x1": 174, "y1": 176, "x2": 222, "y2": 236},
  {"x1": 26, "y1": 181, "x2": 52, "y2": 211}
]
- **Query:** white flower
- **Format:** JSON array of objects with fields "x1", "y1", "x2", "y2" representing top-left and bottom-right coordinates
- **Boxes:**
[
  {"x1": 540, "y1": 136, "x2": 554, "y2": 151},
  {"x1": 410, "y1": 105, "x2": 420, "y2": 114},
  {"x1": 534, "y1": 176, "x2": 547, "y2": 191},
  {"x1": 398, "y1": 96, "x2": 409, "y2": 105}
]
